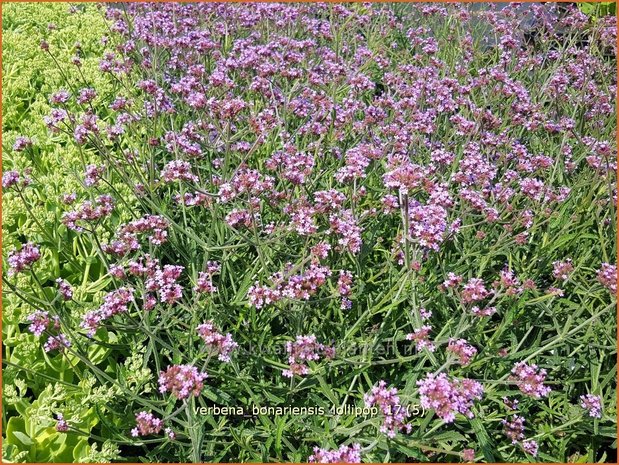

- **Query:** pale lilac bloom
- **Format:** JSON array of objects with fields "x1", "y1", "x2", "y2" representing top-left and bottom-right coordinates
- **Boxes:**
[
  {"x1": 417, "y1": 373, "x2": 483, "y2": 423},
  {"x1": 406, "y1": 326, "x2": 435, "y2": 352},
  {"x1": 282, "y1": 335, "x2": 333, "y2": 378},
  {"x1": 447, "y1": 338, "x2": 477, "y2": 366},
  {"x1": 364, "y1": 380, "x2": 412, "y2": 437},
  {"x1": 158, "y1": 364, "x2": 207, "y2": 399},
  {"x1": 579, "y1": 394, "x2": 602, "y2": 418},
  {"x1": 552, "y1": 259, "x2": 574, "y2": 281},
  {"x1": 309, "y1": 443, "x2": 361, "y2": 463},
  {"x1": 197, "y1": 321, "x2": 238, "y2": 362},
  {"x1": 522, "y1": 439, "x2": 539, "y2": 456},
  {"x1": 55, "y1": 413, "x2": 69, "y2": 432},
  {"x1": 44, "y1": 333, "x2": 71, "y2": 353},
  {"x1": 56, "y1": 278, "x2": 73, "y2": 300},
  {"x1": 502, "y1": 415, "x2": 525, "y2": 443},
  {"x1": 13, "y1": 136, "x2": 33, "y2": 152},
  {"x1": 509, "y1": 362, "x2": 551, "y2": 398},
  {"x1": 597, "y1": 263, "x2": 617, "y2": 294},
  {"x1": 131, "y1": 411, "x2": 163, "y2": 437},
  {"x1": 7, "y1": 242, "x2": 41, "y2": 276}
]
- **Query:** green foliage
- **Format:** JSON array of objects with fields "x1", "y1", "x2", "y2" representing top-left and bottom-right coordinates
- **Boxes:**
[
  {"x1": 2, "y1": 3, "x2": 127, "y2": 462},
  {"x1": 578, "y1": 2, "x2": 617, "y2": 18}
]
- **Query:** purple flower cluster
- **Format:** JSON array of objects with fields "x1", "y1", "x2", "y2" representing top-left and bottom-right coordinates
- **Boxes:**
[
  {"x1": 2, "y1": 170, "x2": 32, "y2": 190},
  {"x1": 11, "y1": 2, "x2": 615, "y2": 460},
  {"x1": 597, "y1": 263, "x2": 617, "y2": 294},
  {"x1": 552, "y1": 259, "x2": 574, "y2": 281},
  {"x1": 522, "y1": 439, "x2": 539, "y2": 456},
  {"x1": 197, "y1": 321, "x2": 238, "y2": 362},
  {"x1": 470, "y1": 305, "x2": 497, "y2": 317},
  {"x1": 7, "y1": 242, "x2": 41, "y2": 276},
  {"x1": 142, "y1": 264, "x2": 183, "y2": 306},
  {"x1": 461, "y1": 278, "x2": 490, "y2": 304},
  {"x1": 282, "y1": 335, "x2": 334, "y2": 378},
  {"x1": 579, "y1": 394, "x2": 602, "y2": 418},
  {"x1": 194, "y1": 261, "x2": 220, "y2": 294},
  {"x1": 509, "y1": 362, "x2": 551, "y2": 399},
  {"x1": 248, "y1": 264, "x2": 332, "y2": 309},
  {"x1": 194, "y1": 272, "x2": 216, "y2": 294},
  {"x1": 84, "y1": 164, "x2": 104, "y2": 187},
  {"x1": 55, "y1": 413, "x2": 69, "y2": 432},
  {"x1": 56, "y1": 278, "x2": 73, "y2": 300},
  {"x1": 158, "y1": 364, "x2": 208, "y2": 400},
  {"x1": 462, "y1": 448, "x2": 475, "y2": 462},
  {"x1": 131, "y1": 411, "x2": 163, "y2": 437},
  {"x1": 329, "y1": 210, "x2": 362, "y2": 254},
  {"x1": 103, "y1": 215, "x2": 169, "y2": 256},
  {"x1": 446, "y1": 338, "x2": 477, "y2": 366},
  {"x1": 26, "y1": 310, "x2": 70, "y2": 353},
  {"x1": 417, "y1": 373, "x2": 484, "y2": 423},
  {"x1": 501, "y1": 415, "x2": 539, "y2": 456},
  {"x1": 160, "y1": 160, "x2": 199, "y2": 183},
  {"x1": 62, "y1": 195, "x2": 115, "y2": 232},
  {"x1": 408, "y1": 203, "x2": 448, "y2": 251},
  {"x1": 27, "y1": 310, "x2": 59, "y2": 337},
  {"x1": 495, "y1": 267, "x2": 524, "y2": 296},
  {"x1": 502, "y1": 415, "x2": 525, "y2": 443},
  {"x1": 81, "y1": 287, "x2": 135, "y2": 337},
  {"x1": 13, "y1": 136, "x2": 33, "y2": 152},
  {"x1": 405, "y1": 325, "x2": 435, "y2": 352},
  {"x1": 308, "y1": 443, "x2": 362, "y2": 463},
  {"x1": 337, "y1": 270, "x2": 353, "y2": 309},
  {"x1": 43, "y1": 334, "x2": 71, "y2": 353},
  {"x1": 364, "y1": 380, "x2": 412, "y2": 438}
]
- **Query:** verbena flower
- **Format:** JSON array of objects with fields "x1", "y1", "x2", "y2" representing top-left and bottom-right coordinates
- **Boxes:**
[
  {"x1": 13, "y1": 136, "x2": 33, "y2": 151},
  {"x1": 56, "y1": 278, "x2": 73, "y2": 300},
  {"x1": 579, "y1": 394, "x2": 602, "y2": 418},
  {"x1": 337, "y1": 270, "x2": 353, "y2": 309},
  {"x1": 62, "y1": 195, "x2": 115, "y2": 232},
  {"x1": 7, "y1": 242, "x2": 41, "y2": 276},
  {"x1": 405, "y1": 326, "x2": 435, "y2": 352},
  {"x1": 43, "y1": 333, "x2": 71, "y2": 353},
  {"x1": 364, "y1": 380, "x2": 412, "y2": 438},
  {"x1": 55, "y1": 413, "x2": 69, "y2": 432},
  {"x1": 502, "y1": 415, "x2": 525, "y2": 443},
  {"x1": 509, "y1": 361, "x2": 551, "y2": 398},
  {"x1": 4, "y1": 3, "x2": 616, "y2": 461},
  {"x1": 597, "y1": 263, "x2": 617, "y2": 293},
  {"x1": 131, "y1": 411, "x2": 163, "y2": 437},
  {"x1": 84, "y1": 164, "x2": 104, "y2": 187},
  {"x1": 26, "y1": 310, "x2": 58, "y2": 337},
  {"x1": 158, "y1": 364, "x2": 207, "y2": 399},
  {"x1": 462, "y1": 448, "x2": 475, "y2": 462},
  {"x1": 194, "y1": 272, "x2": 216, "y2": 294},
  {"x1": 521, "y1": 439, "x2": 539, "y2": 456},
  {"x1": 447, "y1": 338, "x2": 477, "y2": 366},
  {"x1": 80, "y1": 287, "x2": 135, "y2": 337},
  {"x1": 197, "y1": 321, "x2": 238, "y2": 362},
  {"x1": 3, "y1": 169, "x2": 33, "y2": 190},
  {"x1": 282, "y1": 335, "x2": 333, "y2": 378},
  {"x1": 248, "y1": 264, "x2": 332, "y2": 309},
  {"x1": 552, "y1": 259, "x2": 574, "y2": 281},
  {"x1": 461, "y1": 278, "x2": 490, "y2": 304},
  {"x1": 160, "y1": 160, "x2": 199, "y2": 183},
  {"x1": 309, "y1": 443, "x2": 361, "y2": 463}
]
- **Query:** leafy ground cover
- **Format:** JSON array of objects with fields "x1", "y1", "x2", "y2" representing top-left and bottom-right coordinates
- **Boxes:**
[{"x1": 2, "y1": 3, "x2": 617, "y2": 463}]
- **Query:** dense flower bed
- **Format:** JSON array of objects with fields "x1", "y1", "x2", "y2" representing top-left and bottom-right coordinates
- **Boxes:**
[{"x1": 2, "y1": 3, "x2": 617, "y2": 463}]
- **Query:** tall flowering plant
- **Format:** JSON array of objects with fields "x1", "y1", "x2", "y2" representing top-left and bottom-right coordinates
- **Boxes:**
[{"x1": 2, "y1": 3, "x2": 616, "y2": 463}]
